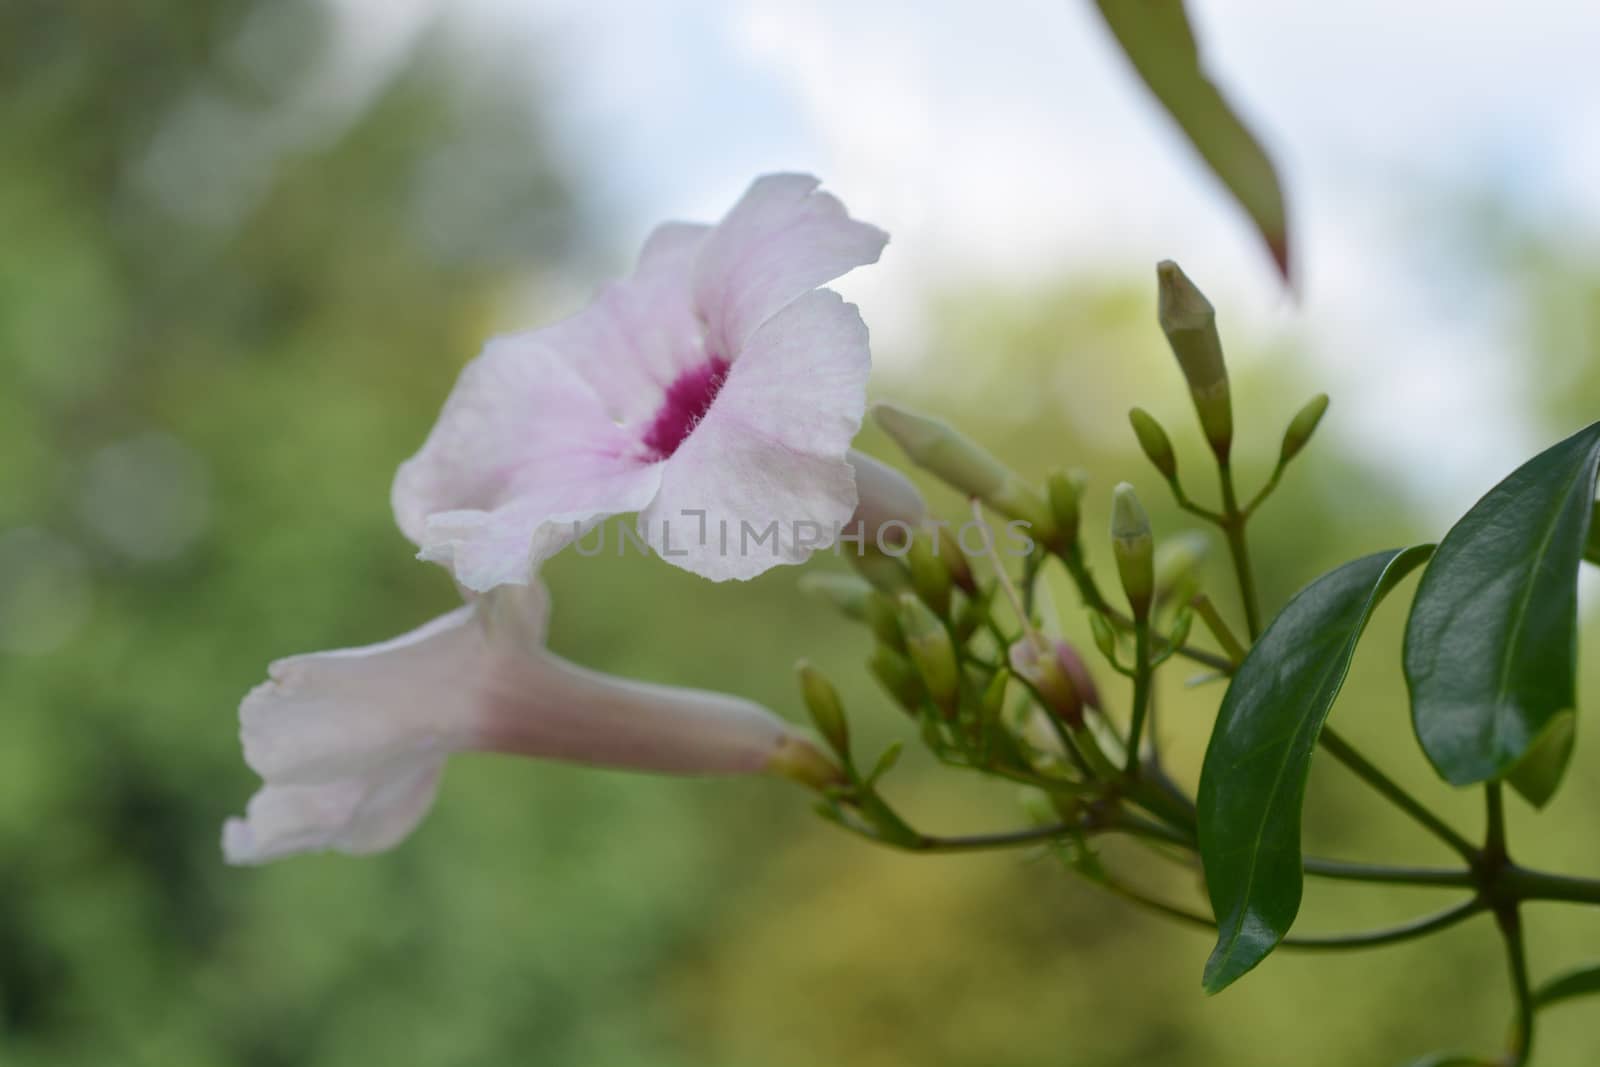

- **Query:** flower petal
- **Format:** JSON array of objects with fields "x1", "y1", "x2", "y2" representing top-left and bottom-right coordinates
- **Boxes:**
[
  {"x1": 222, "y1": 763, "x2": 443, "y2": 865},
  {"x1": 238, "y1": 603, "x2": 500, "y2": 786},
  {"x1": 540, "y1": 222, "x2": 713, "y2": 425},
  {"x1": 640, "y1": 289, "x2": 870, "y2": 580},
  {"x1": 225, "y1": 586, "x2": 551, "y2": 864},
  {"x1": 418, "y1": 460, "x2": 661, "y2": 592},
  {"x1": 224, "y1": 582, "x2": 809, "y2": 863},
  {"x1": 394, "y1": 341, "x2": 664, "y2": 590},
  {"x1": 694, "y1": 174, "x2": 887, "y2": 358}
]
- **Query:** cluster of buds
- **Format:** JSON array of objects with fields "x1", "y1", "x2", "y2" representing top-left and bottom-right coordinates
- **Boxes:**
[{"x1": 791, "y1": 258, "x2": 1331, "y2": 861}]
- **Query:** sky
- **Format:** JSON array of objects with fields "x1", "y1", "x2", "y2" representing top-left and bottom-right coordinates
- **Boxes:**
[{"x1": 340, "y1": 0, "x2": 1600, "y2": 516}]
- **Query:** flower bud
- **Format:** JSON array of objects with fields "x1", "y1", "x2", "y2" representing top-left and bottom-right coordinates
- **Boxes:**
[
  {"x1": 1111, "y1": 483, "x2": 1154, "y2": 620},
  {"x1": 851, "y1": 545, "x2": 910, "y2": 595},
  {"x1": 1156, "y1": 260, "x2": 1233, "y2": 460},
  {"x1": 847, "y1": 449, "x2": 925, "y2": 550},
  {"x1": 798, "y1": 572, "x2": 874, "y2": 622},
  {"x1": 952, "y1": 589, "x2": 988, "y2": 644},
  {"x1": 907, "y1": 531, "x2": 953, "y2": 617},
  {"x1": 868, "y1": 645, "x2": 924, "y2": 714},
  {"x1": 1154, "y1": 529, "x2": 1209, "y2": 609},
  {"x1": 796, "y1": 660, "x2": 850, "y2": 759},
  {"x1": 1009, "y1": 638, "x2": 1084, "y2": 727},
  {"x1": 1055, "y1": 640, "x2": 1102, "y2": 711},
  {"x1": 1047, "y1": 469, "x2": 1087, "y2": 549},
  {"x1": 863, "y1": 592, "x2": 906, "y2": 652},
  {"x1": 1128, "y1": 407, "x2": 1178, "y2": 482},
  {"x1": 980, "y1": 670, "x2": 1009, "y2": 729},
  {"x1": 1089, "y1": 612, "x2": 1118, "y2": 662},
  {"x1": 941, "y1": 531, "x2": 978, "y2": 594},
  {"x1": 1168, "y1": 606, "x2": 1195, "y2": 652},
  {"x1": 766, "y1": 734, "x2": 846, "y2": 791},
  {"x1": 1279, "y1": 394, "x2": 1329, "y2": 465},
  {"x1": 873, "y1": 403, "x2": 1058, "y2": 538},
  {"x1": 897, "y1": 592, "x2": 960, "y2": 713}
]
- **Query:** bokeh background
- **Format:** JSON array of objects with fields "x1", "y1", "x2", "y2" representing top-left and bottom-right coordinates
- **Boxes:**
[{"x1": 3, "y1": 2, "x2": 1599, "y2": 1064}]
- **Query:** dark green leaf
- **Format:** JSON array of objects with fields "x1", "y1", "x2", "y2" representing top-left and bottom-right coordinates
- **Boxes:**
[
  {"x1": 1091, "y1": 0, "x2": 1290, "y2": 280},
  {"x1": 1405, "y1": 422, "x2": 1600, "y2": 806},
  {"x1": 1534, "y1": 962, "x2": 1600, "y2": 1009},
  {"x1": 1398, "y1": 1055, "x2": 1491, "y2": 1067},
  {"x1": 1198, "y1": 546, "x2": 1432, "y2": 993}
]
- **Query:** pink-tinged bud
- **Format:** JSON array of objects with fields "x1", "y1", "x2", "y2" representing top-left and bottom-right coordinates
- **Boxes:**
[
  {"x1": 847, "y1": 449, "x2": 925, "y2": 550},
  {"x1": 225, "y1": 583, "x2": 810, "y2": 864},
  {"x1": 1053, "y1": 640, "x2": 1102, "y2": 711},
  {"x1": 1008, "y1": 638, "x2": 1087, "y2": 727}
]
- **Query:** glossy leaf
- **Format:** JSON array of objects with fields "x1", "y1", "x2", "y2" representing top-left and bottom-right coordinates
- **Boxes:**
[
  {"x1": 1405, "y1": 422, "x2": 1600, "y2": 806},
  {"x1": 1091, "y1": 0, "x2": 1290, "y2": 281},
  {"x1": 1534, "y1": 962, "x2": 1600, "y2": 1009},
  {"x1": 1198, "y1": 546, "x2": 1432, "y2": 993}
]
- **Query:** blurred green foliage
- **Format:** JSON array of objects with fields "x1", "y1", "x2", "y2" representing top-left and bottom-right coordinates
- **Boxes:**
[{"x1": 4, "y1": 4, "x2": 1600, "y2": 1066}]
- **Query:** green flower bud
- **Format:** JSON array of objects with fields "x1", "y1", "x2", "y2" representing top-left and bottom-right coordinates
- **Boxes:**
[
  {"x1": 868, "y1": 645, "x2": 925, "y2": 715},
  {"x1": 798, "y1": 573, "x2": 874, "y2": 622},
  {"x1": 952, "y1": 587, "x2": 989, "y2": 644},
  {"x1": 765, "y1": 735, "x2": 845, "y2": 792},
  {"x1": 1128, "y1": 407, "x2": 1178, "y2": 482},
  {"x1": 1047, "y1": 469, "x2": 1087, "y2": 548},
  {"x1": 1168, "y1": 607, "x2": 1194, "y2": 652},
  {"x1": 1279, "y1": 393, "x2": 1329, "y2": 465},
  {"x1": 851, "y1": 544, "x2": 911, "y2": 595},
  {"x1": 907, "y1": 532, "x2": 953, "y2": 617},
  {"x1": 1111, "y1": 483, "x2": 1155, "y2": 620},
  {"x1": 897, "y1": 592, "x2": 960, "y2": 713},
  {"x1": 796, "y1": 660, "x2": 850, "y2": 759},
  {"x1": 980, "y1": 670, "x2": 1009, "y2": 729},
  {"x1": 864, "y1": 592, "x2": 905, "y2": 652},
  {"x1": 1089, "y1": 612, "x2": 1118, "y2": 662},
  {"x1": 874, "y1": 403, "x2": 1058, "y2": 539},
  {"x1": 1156, "y1": 260, "x2": 1233, "y2": 460},
  {"x1": 1154, "y1": 529, "x2": 1210, "y2": 608},
  {"x1": 942, "y1": 533, "x2": 978, "y2": 594}
]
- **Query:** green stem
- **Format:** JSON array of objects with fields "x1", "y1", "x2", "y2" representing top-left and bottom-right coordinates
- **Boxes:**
[
  {"x1": 1217, "y1": 462, "x2": 1263, "y2": 640},
  {"x1": 1501, "y1": 867, "x2": 1600, "y2": 905},
  {"x1": 1124, "y1": 622, "x2": 1153, "y2": 775},
  {"x1": 1062, "y1": 550, "x2": 1233, "y2": 674},
  {"x1": 1318, "y1": 726, "x2": 1480, "y2": 863},
  {"x1": 1113, "y1": 812, "x2": 1477, "y2": 888},
  {"x1": 1166, "y1": 478, "x2": 1225, "y2": 524},
  {"x1": 1496, "y1": 905, "x2": 1534, "y2": 1067},
  {"x1": 1302, "y1": 857, "x2": 1476, "y2": 889},
  {"x1": 1243, "y1": 461, "x2": 1286, "y2": 516},
  {"x1": 1288, "y1": 899, "x2": 1484, "y2": 950},
  {"x1": 1092, "y1": 878, "x2": 1482, "y2": 951},
  {"x1": 850, "y1": 821, "x2": 1082, "y2": 855},
  {"x1": 1190, "y1": 592, "x2": 1247, "y2": 666},
  {"x1": 1484, "y1": 782, "x2": 1508, "y2": 865}
]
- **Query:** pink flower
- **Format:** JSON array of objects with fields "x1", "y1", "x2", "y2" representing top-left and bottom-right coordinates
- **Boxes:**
[
  {"x1": 393, "y1": 174, "x2": 887, "y2": 589},
  {"x1": 223, "y1": 583, "x2": 835, "y2": 864}
]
